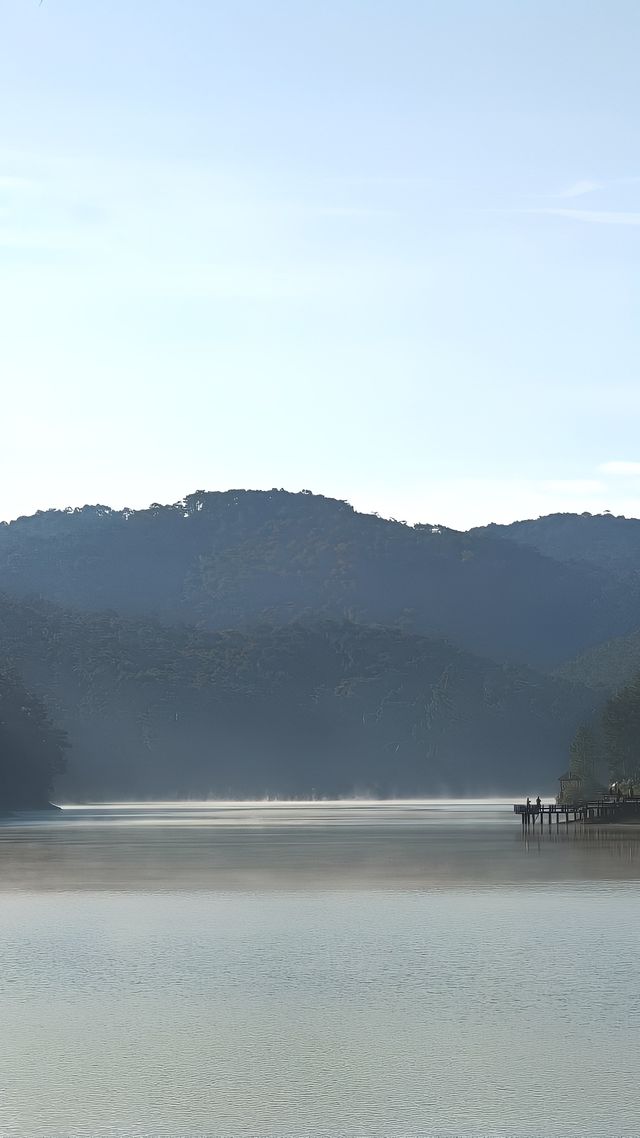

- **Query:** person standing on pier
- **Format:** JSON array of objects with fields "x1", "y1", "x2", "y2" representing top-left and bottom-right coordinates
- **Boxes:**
[{"x1": 536, "y1": 795, "x2": 542, "y2": 814}]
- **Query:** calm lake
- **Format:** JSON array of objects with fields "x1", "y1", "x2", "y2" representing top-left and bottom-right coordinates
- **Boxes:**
[{"x1": 1, "y1": 800, "x2": 639, "y2": 1138}]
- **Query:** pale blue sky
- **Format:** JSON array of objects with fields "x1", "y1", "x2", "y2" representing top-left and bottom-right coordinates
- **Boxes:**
[{"x1": 1, "y1": 0, "x2": 639, "y2": 528}]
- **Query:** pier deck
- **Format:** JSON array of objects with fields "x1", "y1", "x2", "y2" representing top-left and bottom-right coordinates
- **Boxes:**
[{"x1": 513, "y1": 798, "x2": 640, "y2": 826}]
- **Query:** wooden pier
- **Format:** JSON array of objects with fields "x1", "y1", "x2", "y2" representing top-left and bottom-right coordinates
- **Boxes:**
[{"x1": 514, "y1": 798, "x2": 640, "y2": 827}]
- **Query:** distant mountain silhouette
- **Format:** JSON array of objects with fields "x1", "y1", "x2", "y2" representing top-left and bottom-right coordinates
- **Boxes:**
[
  {"x1": 3, "y1": 492, "x2": 639, "y2": 800},
  {"x1": 475, "y1": 511, "x2": 640, "y2": 576},
  {"x1": 1, "y1": 492, "x2": 638, "y2": 668}
]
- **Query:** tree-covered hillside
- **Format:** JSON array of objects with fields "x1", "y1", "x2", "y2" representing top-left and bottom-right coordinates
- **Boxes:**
[
  {"x1": 555, "y1": 628, "x2": 640, "y2": 693},
  {"x1": 601, "y1": 676, "x2": 640, "y2": 783},
  {"x1": 569, "y1": 672, "x2": 640, "y2": 787},
  {"x1": 3, "y1": 492, "x2": 637, "y2": 802},
  {"x1": 0, "y1": 595, "x2": 594, "y2": 799},
  {"x1": 0, "y1": 669, "x2": 67, "y2": 810},
  {"x1": 476, "y1": 511, "x2": 640, "y2": 576},
  {"x1": 0, "y1": 491, "x2": 636, "y2": 667}
]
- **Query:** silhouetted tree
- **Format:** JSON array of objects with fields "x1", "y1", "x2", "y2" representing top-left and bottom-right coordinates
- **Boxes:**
[
  {"x1": 601, "y1": 676, "x2": 640, "y2": 782},
  {"x1": 0, "y1": 670, "x2": 67, "y2": 809}
]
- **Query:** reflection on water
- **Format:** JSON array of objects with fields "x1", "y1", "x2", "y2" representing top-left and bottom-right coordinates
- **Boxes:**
[
  {"x1": 1, "y1": 802, "x2": 640, "y2": 1138},
  {"x1": 2, "y1": 799, "x2": 640, "y2": 890}
]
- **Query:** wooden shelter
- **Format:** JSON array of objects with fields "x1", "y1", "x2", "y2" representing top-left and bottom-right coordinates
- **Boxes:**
[{"x1": 557, "y1": 769, "x2": 584, "y2": 805}]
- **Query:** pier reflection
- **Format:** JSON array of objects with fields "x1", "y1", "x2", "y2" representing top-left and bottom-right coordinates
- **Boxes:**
[{"x1": 2, "y1": 801, "x2": 640, "y2": 891}]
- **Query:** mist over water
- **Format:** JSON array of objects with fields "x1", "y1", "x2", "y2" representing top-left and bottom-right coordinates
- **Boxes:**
[{"x1": 1, "y1": 801, "x2": 639, "y2": 1137}]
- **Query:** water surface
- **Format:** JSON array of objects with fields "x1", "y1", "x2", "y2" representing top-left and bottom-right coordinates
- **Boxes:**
[{"x1": 1, "y1": 800, "x2": 639, "y2": 1137}]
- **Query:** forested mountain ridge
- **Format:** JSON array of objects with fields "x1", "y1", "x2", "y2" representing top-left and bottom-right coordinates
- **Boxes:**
[
  {"x1": 0, "y1": 594, "x2": 595, "y2": 799},
  {"x1": 0, "y1": 491, "x2": 638, "y2": 668},
  {"x1": 3, "y1": 491, "x2": 639, "y2": 802},
  {"x1": 475, "y1": 511, "x2": 640, "y2": 576}
]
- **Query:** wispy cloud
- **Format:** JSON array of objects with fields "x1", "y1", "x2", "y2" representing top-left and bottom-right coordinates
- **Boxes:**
[
  {"x1": 599, "y1": 461, "x2": 640, "y2": 476},
  {"x1": 309, "y1": 206, "x2": 391, "y2": 218},
  {"x1": 553, "y1": 175, "x2": 640, "y2": 199},
  {"x1": 0, "y1": 227, "x2": 95, "y2": 252},
  {"x1": 533, "y1": 208, "x2": 640, "y2": 226},
  {"x1": 556, "y1": 180, "x2": 603, "y2": 199},
  {"x1": 0, "y1": 175, "x2": 36, "y2": 191}
]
